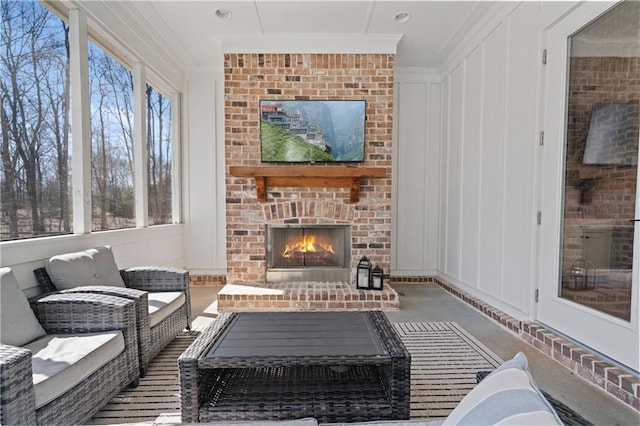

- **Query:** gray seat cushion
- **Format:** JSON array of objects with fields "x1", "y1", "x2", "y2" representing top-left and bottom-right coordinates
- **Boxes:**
[
  {"x1": 25, "y1": 331, "x2": 124, "y2": 408},
  {"x1": 148, "y1": 292, "x2": 185, "y2": 327},
  {"x1": 45, "y1": 246, "x2": 126, "y2": 289},
  {"x1": 0, "y1": 267, "x2": 47, "y2": 347}
]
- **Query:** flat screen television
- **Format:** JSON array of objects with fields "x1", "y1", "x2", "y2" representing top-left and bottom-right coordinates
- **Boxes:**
[
  {"x1": 260, "y1": 100, "x2": 366, "y2": 163},
  {"x1": 583, "y1": 101, "x2": 638, "y2": 166}
]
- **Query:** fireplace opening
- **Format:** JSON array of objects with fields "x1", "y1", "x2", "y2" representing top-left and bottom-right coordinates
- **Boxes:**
[{"x1": 266, "y1": 224, "x2": 351, "y2": 282}]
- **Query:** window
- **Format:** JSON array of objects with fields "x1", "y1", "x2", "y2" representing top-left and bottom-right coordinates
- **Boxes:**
[
  {"x1": 88, "y1": 41, "x2": 135, "y2": 231},
  {"x1": 0, "y1": 0, "x2": 180, "y2": 241},
  {"x1": 1, "y1": 0, "x2": 72, "y2": 240},
  {"x1": 146, "y1": 85, "x2": 172, "y2": 225}
]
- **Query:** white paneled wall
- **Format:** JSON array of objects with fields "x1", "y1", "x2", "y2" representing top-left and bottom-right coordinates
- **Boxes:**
[
  {"x1": 461, "y1": 47, "x2": 482, "y2": 286},
  {"x1": 500, "y1": 5, "x2": 540, "y2": 312},
  {"x1": 439, "y1": 1, "x2": 576, "y2": 319},
  {"x1": 183, "y1": 70, "x2": 226, "y2": 275},
  {"x1": 392, "y1": 70, "x2": 441, "y2": 276},
  {"x1": 445, "y1": 65, "x2": 464, "y2": 278},
  {"x1": 477, "y1": 21, "x2": 507, "y2": 299}
]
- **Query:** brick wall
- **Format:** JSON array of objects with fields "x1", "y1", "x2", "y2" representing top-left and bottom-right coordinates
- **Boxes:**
[
  {"x1": 224, "y1": 54, "x2": 394, "y2": 284},
  {"x1": 562, "y1": 57, "x2": 639, "y2": 273}
]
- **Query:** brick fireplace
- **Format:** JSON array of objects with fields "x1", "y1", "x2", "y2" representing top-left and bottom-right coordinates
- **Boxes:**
[
  {"x1": 224, "y1": 53, "x2": 393, "y2": 282},
  {"x1": 221, "y1": 53, "x2": 397, "y2": 311}
]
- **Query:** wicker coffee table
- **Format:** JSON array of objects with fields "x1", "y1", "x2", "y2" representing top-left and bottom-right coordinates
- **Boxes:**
[{"x1": 178, "y1": 311, "x2": 410, "y2": 423}]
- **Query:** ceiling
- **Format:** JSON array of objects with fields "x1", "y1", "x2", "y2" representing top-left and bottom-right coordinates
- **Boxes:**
[{"x1": 115, "y1": 1, "x2": 497, "y2": 69}]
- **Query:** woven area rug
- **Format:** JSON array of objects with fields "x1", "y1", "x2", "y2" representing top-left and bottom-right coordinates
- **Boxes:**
[
  {"x1": 392, "y1": 321, "x2": 503, "y2": 418},
  {"x1": 87, "y1": 332, "x2": 199, "y2": 425},
  {"x1": 89, "y1": 321, "x2": 502, "y2": 424}
]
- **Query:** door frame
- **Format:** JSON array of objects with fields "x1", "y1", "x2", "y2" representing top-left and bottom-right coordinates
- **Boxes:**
[{"x1": 537, "y1": 0, "x2": 639, "y2": 371}]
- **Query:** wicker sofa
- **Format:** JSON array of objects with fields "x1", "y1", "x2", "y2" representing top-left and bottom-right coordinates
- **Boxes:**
[
  {"x1": 0, "y1": 267, "x2": 139, "y2": 425},
  {"x1": 34, "y1": 246, "x2": 191, "y2": 376}
]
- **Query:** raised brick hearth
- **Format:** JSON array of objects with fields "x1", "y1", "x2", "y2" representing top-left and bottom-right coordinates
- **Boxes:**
[{"x1": 217, "y1": 282, "x2": 399, "y2": 312}]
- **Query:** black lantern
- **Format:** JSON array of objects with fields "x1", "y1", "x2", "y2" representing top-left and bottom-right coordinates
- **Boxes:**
[
  {"x1": 356, "y1": 256, "x2": 372, "y2": 289},
  {"x1": 568, "y1": 258, "x2": 595, "y2": 290},
  {"x1": 371, "y1": 265, "x2": 384, "y2": 290}
]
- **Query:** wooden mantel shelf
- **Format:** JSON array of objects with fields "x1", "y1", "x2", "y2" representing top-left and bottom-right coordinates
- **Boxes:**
[{"x1": 229, "y1": 165, "x2": 387, "y2": 203}]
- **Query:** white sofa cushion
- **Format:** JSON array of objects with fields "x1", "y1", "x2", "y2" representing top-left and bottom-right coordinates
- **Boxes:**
[
  {"x1": 25, "y1": 331, "x2": 124, "y2": 409},
  {"x1": 148, "y1": 292, "x2": 185, "y2": 327},
  {"x1": 0, "y1": 267, "x2": 47, "y2": 347},
  {"x1": 443, "y1": 352, "x2": 562, "y2": 425},
  {"x1": 45, "y1": 246, "x2": 126, "y2": 289}
]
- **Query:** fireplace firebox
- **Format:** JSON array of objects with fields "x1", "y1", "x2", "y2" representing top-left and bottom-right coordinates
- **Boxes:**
[{"x1": 266, "y1": 224, "x2": 351, "y2": 282}]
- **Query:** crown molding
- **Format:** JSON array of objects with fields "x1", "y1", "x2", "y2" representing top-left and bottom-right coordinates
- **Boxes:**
[
  {"x1": 219, "y1": 34, "x2": 403, "y2": 55},
  {"x1": 395, "y1": 67, "x2": 442, "y2": 83}
]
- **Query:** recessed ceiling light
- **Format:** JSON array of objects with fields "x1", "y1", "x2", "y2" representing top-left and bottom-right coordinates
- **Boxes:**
[
  {"x1": 215, "y1": 9, "x2": 232, "y2": 20},
  {"x1": 393, "y1": 11, "x2": 411, "y2": 24}
]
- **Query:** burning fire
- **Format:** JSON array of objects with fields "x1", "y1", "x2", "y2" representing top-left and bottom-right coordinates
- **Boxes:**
[{"x1": 282, "y1": 234, "x2": 334, "y2": 258}]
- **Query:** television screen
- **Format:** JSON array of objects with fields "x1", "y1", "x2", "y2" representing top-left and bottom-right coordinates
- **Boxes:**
[
  {"x1": 583, "y1": 101, "x2": 639, "y2": 166},
  {"x1": 260, "y1": 100, "x2": 366, "y2": 163}
]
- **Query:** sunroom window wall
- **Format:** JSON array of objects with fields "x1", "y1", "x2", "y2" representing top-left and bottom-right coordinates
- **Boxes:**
[{"x1": 0, "y1": 0, "x2": 181, "y2": 241}]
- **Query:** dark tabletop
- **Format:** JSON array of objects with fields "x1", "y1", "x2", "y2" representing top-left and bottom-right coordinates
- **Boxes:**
[{"x1": 204, "y1": 311, "x2": 387, "y2": 359}]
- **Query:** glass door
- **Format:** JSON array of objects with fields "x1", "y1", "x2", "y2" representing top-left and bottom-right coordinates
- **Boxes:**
[
  {"x1": 559, "y1": 2, "x2": 637, "y2": 321},
  {"x1": 538, "y1": 1, "x2": 639, "y2": 371}
]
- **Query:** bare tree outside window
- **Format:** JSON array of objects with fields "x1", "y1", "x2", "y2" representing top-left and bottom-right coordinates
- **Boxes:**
[
  {"x1": 1, "y1": 0, "x2": 71, "y2": 241},
  {"x1": 88, "y1": 41, "x2": 135, "y2": 231},
  {"x1": 146, "y1": 85, "x2": 172, "y2": 225},
  {"x1": 1, "y1": 1, "x2": 178, "y2": 240}
]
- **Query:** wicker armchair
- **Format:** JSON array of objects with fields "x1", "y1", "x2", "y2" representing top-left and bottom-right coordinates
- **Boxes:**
[
  {"x1": 0, "y1": 292, "x2": 139, "y2": 425},
  {"x1": 35, "y1": 265, "x2": 191, "y2": 376}
]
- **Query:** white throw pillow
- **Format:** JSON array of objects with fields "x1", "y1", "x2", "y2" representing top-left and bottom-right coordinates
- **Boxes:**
[
  {"x1": 443, "y1": 352, "x2": 562, "y2": 425},
  {"x1": 45, "y1": 246, "x2": 126, "y2": 290},
  {"x1": 0, "y1": 267, "x2": 47, "y2": 347}
]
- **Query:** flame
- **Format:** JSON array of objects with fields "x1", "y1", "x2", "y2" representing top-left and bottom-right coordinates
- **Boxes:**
[{"x1": 282, "y1": 234, "x2": 334, "y2": 258}]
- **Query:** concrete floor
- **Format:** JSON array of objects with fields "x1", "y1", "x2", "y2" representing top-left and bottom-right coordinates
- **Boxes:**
[{"x1": 189, "y1": 283, "x2": 639, "y2": 425}]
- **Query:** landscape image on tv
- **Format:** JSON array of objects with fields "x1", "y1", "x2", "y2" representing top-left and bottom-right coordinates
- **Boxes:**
[{"x1": 260, "y1": 100, "x2": 366, "y2": 163}]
